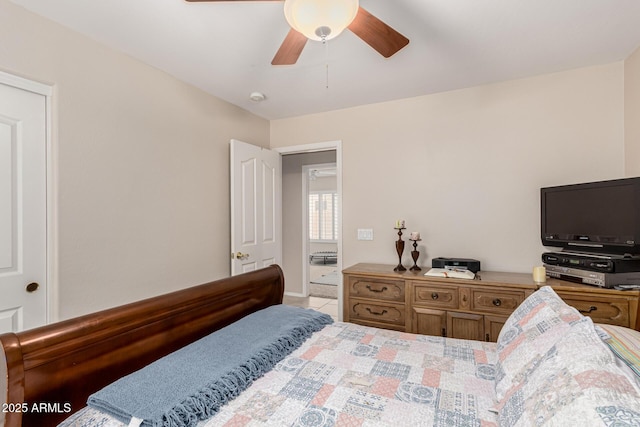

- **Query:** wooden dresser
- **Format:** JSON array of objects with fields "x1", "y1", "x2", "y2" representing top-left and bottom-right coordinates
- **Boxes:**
[{"x1": 343, "y1": 263, "x2": 640, "y2": 341}]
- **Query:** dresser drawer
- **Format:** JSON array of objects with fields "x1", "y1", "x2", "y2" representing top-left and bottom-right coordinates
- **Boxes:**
[
  {"x1": 347, "y1": 276, "x2": 405, "y2": 302},
  {"x1": 413, "y1": 284, "x2": 458, "y2": 309},
  {"x1": 469, "y1": 288, "x2": 526, "y2": 315},
  {"x1": 348, "y1": 299, "x2": 405, "y2": 326},
  {"x1": 556, "y1": 293, "x2": 631, "y2": 328}
]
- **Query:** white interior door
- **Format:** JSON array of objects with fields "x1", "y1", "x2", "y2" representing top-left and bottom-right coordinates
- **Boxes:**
[
  {"x1": 230, "y1": 140, "x2": 281, "y2": 275},
  {"x1": 0, "y1": 82, "x2": 47, "y2": 333}
]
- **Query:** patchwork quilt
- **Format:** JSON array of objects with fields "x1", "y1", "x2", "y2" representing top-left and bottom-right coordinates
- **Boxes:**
[{"x1": 60, "y1": 322, "x2": 499, "y2": 427}]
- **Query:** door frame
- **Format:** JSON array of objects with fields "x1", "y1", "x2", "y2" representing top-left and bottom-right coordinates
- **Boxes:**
[
  {"x1": 0, "y1": 71, "x2": 57, "y2": 323},
  {"x1": 275, "y1": 141, "x2": 343, "y2": 320}
]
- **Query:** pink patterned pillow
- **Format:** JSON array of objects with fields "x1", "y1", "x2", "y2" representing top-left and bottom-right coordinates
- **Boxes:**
[
  {"x1": 494, "y1": 286, "x2": 583, "y2": 400},
  {"x1": 495, "y1": 317, "x2": 640, "y2": 426}
]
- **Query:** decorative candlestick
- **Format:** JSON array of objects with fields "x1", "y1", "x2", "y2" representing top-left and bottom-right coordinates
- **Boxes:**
[
  {"x1": 394, "y1": 227, "x2": 406, "y2": 272},
  {"x1": 409, "y1": 238, "x2": 422, "y2": 271}
]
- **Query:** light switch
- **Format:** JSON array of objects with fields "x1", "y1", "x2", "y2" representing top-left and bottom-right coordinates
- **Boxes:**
[{"x1": 357, "y1": 228, "x2": 374, "y2": 240}]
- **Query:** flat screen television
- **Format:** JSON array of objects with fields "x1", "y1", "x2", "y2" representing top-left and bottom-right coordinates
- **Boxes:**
[{"x1": 540, "y1": 177, "x2": 640, "y2": 256}]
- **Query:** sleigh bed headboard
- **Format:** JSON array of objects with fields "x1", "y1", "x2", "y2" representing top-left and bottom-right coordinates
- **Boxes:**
[{"x1": 0, "y1": 265, "x2": 285, "y2": 427}]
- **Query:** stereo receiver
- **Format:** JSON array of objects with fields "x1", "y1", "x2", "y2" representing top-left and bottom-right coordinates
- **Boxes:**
[{"x1": 432, "y1": 257, "x2": 481, "y2": 273}]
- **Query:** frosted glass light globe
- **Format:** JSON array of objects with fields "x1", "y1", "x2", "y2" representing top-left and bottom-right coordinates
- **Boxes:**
[{"x1": 284, "y1": 0, "x2": 359, "y2": 41}]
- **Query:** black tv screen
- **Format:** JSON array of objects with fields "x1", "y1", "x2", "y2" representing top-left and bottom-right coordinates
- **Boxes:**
[{"x1": 541, "y1": 177, "x2": 640, "y2": 255}]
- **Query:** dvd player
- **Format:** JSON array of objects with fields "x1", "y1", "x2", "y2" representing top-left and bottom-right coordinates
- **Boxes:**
[
  {"x1": 542, "y1": 251, "x2": 640, "y2": 274},
  {"x1": 544, "y1": 264, "x2": 640, "y2": 288}
]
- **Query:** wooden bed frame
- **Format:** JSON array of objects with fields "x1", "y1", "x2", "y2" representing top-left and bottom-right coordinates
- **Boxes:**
[{"x1": 0, "y1": 265, "x2": 285, "y2": 427}]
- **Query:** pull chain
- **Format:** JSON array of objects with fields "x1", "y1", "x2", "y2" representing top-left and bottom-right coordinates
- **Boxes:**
[
  {"x1": 324, "y1": 37, "x2": 330, "y2": 89},
  {"x1": 315, "y1": 26, "x2": 331, "y2": 90}
]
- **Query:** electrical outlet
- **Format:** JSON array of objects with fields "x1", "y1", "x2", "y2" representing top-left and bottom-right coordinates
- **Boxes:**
[{"x1": 357, "y1": 229, "x2": 374, "y2": 241}]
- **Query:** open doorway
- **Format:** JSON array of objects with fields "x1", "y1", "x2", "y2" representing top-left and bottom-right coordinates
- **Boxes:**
[
  {"x1": 277, "y1": 141, "x2": 342, "y2": 315},
  {"x1": 304, "y1": 163, "x2": 338, "y2": 299},
  {"x1": 281, "y1": 150, "x2": 338, "y2": 296}
]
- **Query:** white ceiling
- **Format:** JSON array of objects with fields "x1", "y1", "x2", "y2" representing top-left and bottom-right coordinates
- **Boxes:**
[{"x1": 11, "y1": 0, "x2": 640, "y2": 120}]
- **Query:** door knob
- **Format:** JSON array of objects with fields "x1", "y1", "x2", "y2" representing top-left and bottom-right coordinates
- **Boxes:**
[
  {"x1": 233, "y1": 252, "x2": 250, "y2": 260},
  {"x1": 26, "y1": 282, "x2": 39, "y2": 293}
]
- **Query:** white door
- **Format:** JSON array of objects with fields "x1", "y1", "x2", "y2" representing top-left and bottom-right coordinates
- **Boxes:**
[
  {"x1": 0, "y1": 82, "x2": 47, "y2": 333},
  {"x1": 230, "y1": 140, "x2": 281, "y2": 275}
]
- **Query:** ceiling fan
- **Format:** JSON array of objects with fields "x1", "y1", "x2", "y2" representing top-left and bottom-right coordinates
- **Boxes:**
[{"x1": 185, "y1": 0, "x2": 409, "y2": 65}]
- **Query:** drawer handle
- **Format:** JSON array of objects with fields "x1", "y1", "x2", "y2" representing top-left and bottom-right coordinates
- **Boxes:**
[
  {"x1": 431, "y1": 292, "x2": 439, "y2": 300},
  {"x1": 366, "y1": 307, "x2": 388, "y2": 316},
  {"x1": 579, "y1": 306, "x2": 598, "y2": 314},
  {"x1": 492, "y1": 298, "x2": 502, "y2": 307},
  {"x1": 366, "y1": 285, "x2": 388, "y2": 293}
]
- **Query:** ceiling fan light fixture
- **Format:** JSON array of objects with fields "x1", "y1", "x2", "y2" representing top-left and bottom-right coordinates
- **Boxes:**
[{"x1": 284, "y1": 0, "x2": 359, "y2": 42}]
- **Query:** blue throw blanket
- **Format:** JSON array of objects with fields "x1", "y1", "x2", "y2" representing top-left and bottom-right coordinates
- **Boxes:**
[{"x1": 87, "y1": 304, "x2": 333, "y2": 427}]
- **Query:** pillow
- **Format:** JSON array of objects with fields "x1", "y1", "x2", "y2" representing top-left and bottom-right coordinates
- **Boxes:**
[
  {"x1": 597, "y1": 323, "x2": 640, "y2": 384},
  {"x1": 494, "y1": 286, "x2": 584, "y2": 400},
  {"x1": 496, "y1": 317, "x2": 640, "y2": 427}
]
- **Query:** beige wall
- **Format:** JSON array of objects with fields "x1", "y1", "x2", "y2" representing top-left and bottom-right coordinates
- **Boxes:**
[
  {"x1": 282, "y1": 151, "x2": 337, "y2": 294},
  {"x1": 625, "y1": 46, "x2": 640, "y2": 176},
  {"x1": 271, "y1": 63, "x2": 625, "y2": 273},
  {"x1": 0, "y1": 0, "x2": 269, "y2": 319},
  {"x1": 2, "y1": 0, "x2": 636, "y2": 320}
]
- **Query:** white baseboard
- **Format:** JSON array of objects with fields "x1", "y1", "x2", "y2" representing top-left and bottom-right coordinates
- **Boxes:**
[{"x1": 284, "y1": 291, "x2": 307, "y2": 298}]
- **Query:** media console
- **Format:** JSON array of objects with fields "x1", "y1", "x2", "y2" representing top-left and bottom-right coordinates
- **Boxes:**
[{"x1": 343, "y1": 263, "x2": 640, "y2": 342}]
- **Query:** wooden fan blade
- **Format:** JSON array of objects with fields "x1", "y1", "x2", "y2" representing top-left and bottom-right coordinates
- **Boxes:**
[
  {"x1": 272, "y1": 29, "x2": 307, "y2": 65},
  {"x1": 348, "y1": 7, "x2": 409, "y2": 58}
]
